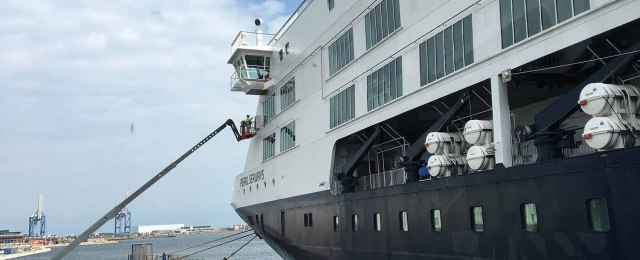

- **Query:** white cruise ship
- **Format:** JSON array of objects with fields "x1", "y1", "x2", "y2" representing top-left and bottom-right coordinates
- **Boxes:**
[{"x1": 227, "y1": 0, "x2": 640, "y2": 259}]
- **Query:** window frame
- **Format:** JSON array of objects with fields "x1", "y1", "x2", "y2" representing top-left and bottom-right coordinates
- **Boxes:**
[
  {"x1": 431, "y1": 209, "x2": 442, "y2": 232},
  {"x1": 471, "y1": 206, "x2": 485, "y2": 232},
  {"x1": 521, "y1": 203, "x2": 539, "y2": 232}
]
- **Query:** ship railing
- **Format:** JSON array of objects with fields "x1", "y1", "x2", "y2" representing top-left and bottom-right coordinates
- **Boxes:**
[
  {"x1": 358, "y1": 168, "x2": 407, "y2": 191},
  {"x1": 512, "y1": 129, "x2": 596, "y2": 166},
  {"x1": 231, "y1": 31, "x2": 275, "y2": 53}
]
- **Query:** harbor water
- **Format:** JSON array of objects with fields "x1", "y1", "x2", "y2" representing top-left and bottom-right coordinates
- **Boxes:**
[{"x1": 26, "y1": 232, "x2": 281, "y2": 260}]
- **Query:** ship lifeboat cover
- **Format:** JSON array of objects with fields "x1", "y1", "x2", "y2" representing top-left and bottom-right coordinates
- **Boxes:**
[
  {"x1": 582, "y1": 117, "x2": 624, "y2": 150},
  {"x1": 463, "y1": 120, "x2": 492, "y2": 145},
  {"x1": 466, "y1": 145, "x2": 492, "y2": 171},
  {"x1": 427, "y1": 155, "x2": 452, "y2": 177}
]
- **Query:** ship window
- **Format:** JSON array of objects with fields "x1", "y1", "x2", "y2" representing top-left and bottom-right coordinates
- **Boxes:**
[
  {"x1": 261, "y1": 214, "x2": 264, "y2": 230},
  {"x1": 587, "y1": 199, "x2": 610, "y2": 232},
  {"x1": 328, "y1": 28, "x2": 354, "y2": 75},
  {"x1": 352, "y1": 214, "x2": 359, "y2": 232},
  {"x1": 521, "y1": 203, "x2": 538, "y2": 232},
  {"x1": 365, "y1": 0, "x2": 401, "y2": 49},
  {"x1": 462, "y1": 16, "x2": 474, "y2": 66},
  {"x1": 399, "y1": 211, "x2": 409, "y2": 232},
  {"x1": 279, "y1": 49, "x2": 284, "y2": 61},
  {"x1": 471, "y1": 207, "x2": 485, "y2": 232},
  {"x1": 453, "y1": 21, "x2": 463, "y2": 70},
  {"x1": 327, "y1": 0, "x2": 334, "y2": 11},
  {"x1": 431, "y1": 209, "x2": 442, "y2": 232},
  {"x1": 285, "y1": 42, "x2": 290, "y2": 54},
  {"x1": 419, "y1": 15, "x2": 473, "y2": 86},
  {"x1": 247, "y1": 215, "x2": 254, "y2": 225},
  {"x1": 367, "y1": 56, "x2": 402, "y2": 111},
  {"x1": 526, "y1": 0, "x2": 542, "y2": 37},
  {"x1": 500, "y1": 0, "x2": 589, "y2": 48},
  {"x1": 444, "y1": 27, "x2": 454, "y2": 75},
  {"x1": 374, "y1": 213, "x2": 382, "y2": 232},
  {"x1": 304, "y1": 213, "x2": 309, "y2": 227},
  {"x1": 541, "y1": 0, "x2": 557, "y2": 30},
  {"x1": 435, "y1": 31, "x2": 444, "y2": 79},
  {"x1": 573, "y1": 0, "x2": 590, "y2": 15},
  {"x1": 309, "y1": 213, "x2": 313, "y2": 227},
  {"x1": 262, "y1": 133, "x2": 276, "y2": 161},
  {"x1": 256, "y1": 215, "x2": 259, "y2": 225},
  {"x1": 333, "y1": 216, "x2": 340, "y2": 232},
  {"x1": 262, "y1": 94, "x2": 276, "y2": 124},
  {"x1": 280, "y1": 121, "x2": 296, "y2": 152},
  {"x1": 281, "y1": 211, "x2": 286, "y2": 237},
  {"x1": 330, "y1": 85, "x2": 355, "y2": 128}
]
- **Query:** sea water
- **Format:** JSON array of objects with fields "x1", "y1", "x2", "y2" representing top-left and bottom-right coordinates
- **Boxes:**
[{"x1": 28, "y1": 232, "x2": 282, "y2": 260}]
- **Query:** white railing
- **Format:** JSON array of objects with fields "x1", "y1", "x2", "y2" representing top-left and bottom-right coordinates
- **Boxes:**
[
  {"x1": 231, "y1": 31, "x2": 275, "y2": 53},
  {"x1": 358, "y1": 168, "x2": 407, "y2": 191}
]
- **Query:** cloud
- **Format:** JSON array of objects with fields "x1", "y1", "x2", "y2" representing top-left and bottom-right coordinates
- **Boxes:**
[{"x1": 0, "y1": 0, "x2": 295, "y2": 234}]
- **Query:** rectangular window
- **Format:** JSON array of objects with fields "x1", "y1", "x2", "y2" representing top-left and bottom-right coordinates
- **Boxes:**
[
  {"x1": 453, "y1": 21, "x2": 464, "y2": 70},
  {"x1": 262, "y1": 133, "x2": 275, "y2": 161},
  {"x1": 462, "y1": 16, "x2": 474, "y2": 65},
  {"x1": 512, "y1": 0, "x2": 527, "y2": 43},
  {"x1": 435, "y1": 31, "x2": 444, "y2": 79},
  {"x1": 328, "y1": 29, "x2": 354, "y2": 75},
  {"x1": 556, "y1": 0, "x2": 573, "y2": 23},
  {"x1": 304, "y1": 213, "x2": 309, "y2": 227},
  {"x1": 399, "y1": 211, "x2": 409, "y2": 232},
  {"x1": 262, "y1": 94, "x2": 276, "y2": 124},
  {"x1": 367, "y1": 57, "x2": 402, "y2": 110},
  {"x1": 431, "y1": 209, "x2": 442, "y2": 232},
  {"x1": 541, "y1": 0, "x2": 557, "y2": 30},
  {"x1": 365, "y1": 0, "x2": 401, "y2": 49},
  {"x1": 280, "y1": 78, "x2": 296, "y2": 110},
  {"x1": 352, "y1": 214, "x2": 359, "y2": 232},
  {"x1": 521, "y1": 203, "x2": 538, "y2": 232},
  {"x1": 444, "y1": 27, "x2": 454, "y2": 75},
  {"x1": 426, "y1": 37, "x2": 436, "y2": 83},
  {"x1": 309, "y1": 213, "x2": 313, "y2": 227},
  {"x1": 573, "y1": 0, "x2": 590, "y2": 15},
  {"x1": 587, "y1": 199, "x2": 611, "y2": 232},
  {"x1": 526, "y1": 0, "x2": 542, "y2": 36},
  {"x1": 260, "y1": 214, "x2": 264, "y2": 230},
  {"x1": 374, "y1": 213, "x2": 382, "y2": 232},
  {"x1": 333, "y1": 216, "x2": 340, "y2": 232},
  {"x1": 280, "y1": 121, "x2": 295, "y2": 152},
  {"x1": 471, "y1": 207, "x2": 484, "y2": 232},
  {"x1": 419, "y1": 15, "x2": 473, "y2": 87},
  {"x1": 501, "y1": 0, "x2": 589, "y2": 48},
  {"x1": 330, "y1": 85, "x2": 355, "y2": 128},
  {"x1": 499, "y1": 0, "x2": 514, "y2": 48},
  {"x1": 281, "y1": 211, "x2": 285, "y2": 237},
  {"x1": 247, "y1": 215, "x2": 254, "y2": 225}
]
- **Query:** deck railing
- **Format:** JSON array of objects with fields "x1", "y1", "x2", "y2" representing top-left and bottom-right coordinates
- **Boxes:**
[{"x1": 357, "y1": 168, "x2": 407, "y2": 191}]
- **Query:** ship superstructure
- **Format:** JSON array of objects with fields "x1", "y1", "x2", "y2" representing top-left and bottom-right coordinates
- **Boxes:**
[{"x1": 227, "y1": 0, "x2": 640, "y2": 259}]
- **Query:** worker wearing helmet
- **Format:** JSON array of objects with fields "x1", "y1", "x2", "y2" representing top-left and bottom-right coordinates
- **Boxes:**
[{"x1": 245, "y1": 115, "x2": 253, "y2": 131}]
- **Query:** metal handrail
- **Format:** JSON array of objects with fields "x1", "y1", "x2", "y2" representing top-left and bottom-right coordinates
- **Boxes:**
[{"x1": 231, "y1": 31, "x2": 275, "y2": 48}]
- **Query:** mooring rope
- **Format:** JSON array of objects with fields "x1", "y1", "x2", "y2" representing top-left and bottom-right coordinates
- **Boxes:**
[
  {"x1": 167, "y1": 229, "x2": 253, "y2": 255},
  {"x1": 223, "y1": 235, "x2": 258, "y2": 260},
  {"x1": 174, "y1": 233, "x2": 255, "y2": 259}
]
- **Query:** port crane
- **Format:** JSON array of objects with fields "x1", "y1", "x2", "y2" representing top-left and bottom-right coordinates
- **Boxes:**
[{"x1": 52, "y1": 119, "x2": 253, "y2": 260}]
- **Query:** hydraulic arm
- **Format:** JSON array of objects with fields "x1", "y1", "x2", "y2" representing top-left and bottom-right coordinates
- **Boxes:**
[
  {"x1": 52, "y1": 119, "x2": 248, "y2": 260},
  {"x1": 531, "y1": 40, "x2": 640, "y2": 161},
  {"x1": 402, "y1": 92, "x2": 470, "y2": 181}
]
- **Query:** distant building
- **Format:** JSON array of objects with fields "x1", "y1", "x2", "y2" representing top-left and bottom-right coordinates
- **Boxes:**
[
  {"x1": 0, "y1": 230, "x2": 25, "y2": 245},
  {"x1": 132, "y1": 224, "x2": 184, "y2": 234}
]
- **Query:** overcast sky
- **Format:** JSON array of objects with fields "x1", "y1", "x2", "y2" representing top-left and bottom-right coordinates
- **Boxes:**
[{"x1": 0, "y1": 0, "x2": 299, "y2": 235}]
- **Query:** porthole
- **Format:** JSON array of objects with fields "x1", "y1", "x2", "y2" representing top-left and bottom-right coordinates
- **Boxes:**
[
  {"x1": 272, "y1": 178, "x2": 276, "y2": 186},
  {"x1": 333, "y1": 216, "x2": 340, "y2": 232},
  {"x1": 373, "y1": 213, "x2": 382, "y2": 232},
  {"x1": 256, "y1": 184, "x2": 259, "y2": 191},
  {"x1": 249, "y1": 186, "x2": 252, "y2": 192},
  {"x1": 431, "y1": 209, "x2": 442, "y2": 232},
  {"x1": 264, "y1": 181, "x2": 267, "y2": 188},
  {"x1": 352, "y1": 214, "x2": 359, "y2": 232}
]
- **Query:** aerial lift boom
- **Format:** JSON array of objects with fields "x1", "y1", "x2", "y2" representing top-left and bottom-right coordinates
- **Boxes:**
[{"x1": 52, "y1": 119, "x2": 250, "y2": 260}]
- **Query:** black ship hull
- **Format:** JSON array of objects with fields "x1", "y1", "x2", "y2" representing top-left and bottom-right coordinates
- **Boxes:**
[{"x1": 236, "y1": 146, "x2": 640, "y2": 259}]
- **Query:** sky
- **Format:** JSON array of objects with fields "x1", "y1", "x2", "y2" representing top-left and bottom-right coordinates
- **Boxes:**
[{"x1": 0, "y1": 0, "x2": 301, "y2": 235}]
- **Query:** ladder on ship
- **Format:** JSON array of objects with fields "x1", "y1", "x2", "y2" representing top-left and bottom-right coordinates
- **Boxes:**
[{"x1": 52, "y1": 119, "x2": 254, "y2": 260}]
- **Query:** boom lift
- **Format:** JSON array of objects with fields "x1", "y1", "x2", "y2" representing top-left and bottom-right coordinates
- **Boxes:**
[{"x1": 52, "y1": 118, "x2": 254, "y2": 260}]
